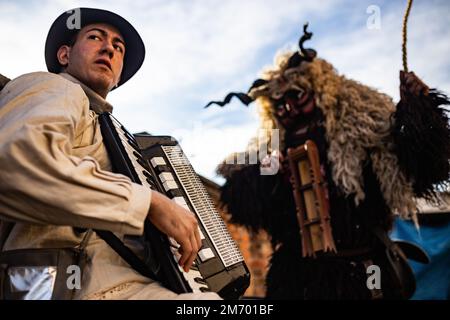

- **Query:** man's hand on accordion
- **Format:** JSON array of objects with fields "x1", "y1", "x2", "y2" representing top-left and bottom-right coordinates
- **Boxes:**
[{"x1": 147, "y1": 191, "x2": 202, "y2": 272}]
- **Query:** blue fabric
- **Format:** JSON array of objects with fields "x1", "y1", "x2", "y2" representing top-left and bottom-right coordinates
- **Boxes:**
[{"x1": 390, "y1": 217, "x2": 450, "y2": 300}]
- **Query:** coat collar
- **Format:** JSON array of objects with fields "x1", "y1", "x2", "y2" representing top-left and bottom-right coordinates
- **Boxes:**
[{"x1": 59, "y1": 72, "x2": 113, "y2": 114}]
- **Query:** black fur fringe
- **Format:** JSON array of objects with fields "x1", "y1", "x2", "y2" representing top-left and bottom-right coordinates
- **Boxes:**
[
  {"x1": 219, "y1": 164, "x2": 297, "y2": 243},
  {"x1": 392, "y1": 90, "x2": 450, "y2": 200},
  {"x1": 265, "y1": 241, "x2": 404, "y2": 299}
]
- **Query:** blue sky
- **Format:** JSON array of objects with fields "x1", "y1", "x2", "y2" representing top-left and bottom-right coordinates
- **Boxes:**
[{"x1": 1, "y1": 0, "x2": 449, "y2": 184}]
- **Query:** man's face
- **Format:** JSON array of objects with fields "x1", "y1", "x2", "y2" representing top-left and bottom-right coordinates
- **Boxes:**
[{"x1": 57, "y1": 23, "x2": 126, "y2": 97}]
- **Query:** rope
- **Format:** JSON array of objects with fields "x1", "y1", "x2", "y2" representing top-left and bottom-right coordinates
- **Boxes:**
[{"x1": 402, "y1": 0, "x2": 414, "y2": 72}]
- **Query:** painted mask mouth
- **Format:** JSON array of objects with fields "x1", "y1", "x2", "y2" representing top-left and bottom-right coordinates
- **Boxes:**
[{"x1": 273, "y1": 89, "x2": 316, "y2": 129}]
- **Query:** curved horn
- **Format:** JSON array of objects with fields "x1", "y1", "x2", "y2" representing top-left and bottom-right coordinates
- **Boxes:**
[
  {"x1": 299, "y1": 23, "x2": 317, "y2": 61},
  {"x1": 204, "y1": 92, "x2": 253, "y2": 108},
  {"x1": 204, "y1": 79, "x2": 269, "y2": 108}
]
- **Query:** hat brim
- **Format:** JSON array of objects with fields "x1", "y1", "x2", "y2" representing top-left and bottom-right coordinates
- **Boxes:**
[{"x1": 45, "y1": 7, "x2": 145, "y2": 89}]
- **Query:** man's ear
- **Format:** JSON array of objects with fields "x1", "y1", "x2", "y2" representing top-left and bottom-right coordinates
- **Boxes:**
[{"x1": 56, "y1": 45, "x2": 71, "y2": 68}]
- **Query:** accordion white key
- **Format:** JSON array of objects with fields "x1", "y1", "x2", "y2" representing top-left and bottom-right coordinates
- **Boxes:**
[{"x1": 99, "y1": 113, "x2": 250, "y2": 299}]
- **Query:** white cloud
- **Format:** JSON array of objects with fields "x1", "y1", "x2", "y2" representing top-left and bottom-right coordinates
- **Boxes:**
[
  {"x1": 165, "y1": 119, "x2": 260, "y2": 183},
  {"x1": 316, "y1": 1, "x2": 450, "y2": 101},
  {"x1": 1, "y1": 0, "x2": 449, "y2": 185}
]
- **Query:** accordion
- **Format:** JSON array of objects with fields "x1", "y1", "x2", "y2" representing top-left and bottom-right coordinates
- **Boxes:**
[{"x1": 99, "y1": 112, "x2": 250, "y2": 299}]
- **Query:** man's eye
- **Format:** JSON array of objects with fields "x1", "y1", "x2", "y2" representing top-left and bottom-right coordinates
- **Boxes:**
[
  {"x1": 114, "y1": 45, "x2": 124, "y2": 53},
  {"x1": 88, "y1": 35, "x2": 100, "y2": 41}
]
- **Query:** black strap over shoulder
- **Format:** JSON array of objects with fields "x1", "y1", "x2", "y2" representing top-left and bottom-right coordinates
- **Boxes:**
[
  {"x1": 0, "y1": 73, "x2": 10, "y2": 91},
  {"x1": 94, "y1": 230, "x2": 158, "y2": 280}
]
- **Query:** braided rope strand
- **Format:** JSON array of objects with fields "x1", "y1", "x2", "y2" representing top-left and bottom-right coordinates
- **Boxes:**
[{"x1": 402, "y1": 0, "x2": 414, "y2": 72}]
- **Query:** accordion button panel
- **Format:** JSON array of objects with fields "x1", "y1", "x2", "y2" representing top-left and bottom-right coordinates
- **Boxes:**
[
  {"x1": 162, "y1": 180, "x2": 178, "y2": 192},
  {"x1": 151, "y1": 157, "x2": 166, "y2": 167},
  {"x1": 159, "y1": 172, "x2": 174, "y2": 183},
  {"x1": 172, "y1": 196, "x2": 187, "y2": 206},
  {"x1": 198, "y1": 248, "x2": 215, "y2": 262}
]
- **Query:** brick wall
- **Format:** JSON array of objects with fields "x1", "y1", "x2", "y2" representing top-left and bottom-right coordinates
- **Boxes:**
[{"x1": 201, "y1": 176, "x2": 272, "y2": 298}]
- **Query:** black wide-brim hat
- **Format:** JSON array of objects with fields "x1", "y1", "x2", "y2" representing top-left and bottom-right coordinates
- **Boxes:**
[{"x1": 45, "y1": 7, "x2": 145, "y2": 88}]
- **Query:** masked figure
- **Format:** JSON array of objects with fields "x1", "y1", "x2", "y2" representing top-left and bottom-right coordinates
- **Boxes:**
[{"x1": 207, "y1": 24, "x2": 449, "y2": 299}]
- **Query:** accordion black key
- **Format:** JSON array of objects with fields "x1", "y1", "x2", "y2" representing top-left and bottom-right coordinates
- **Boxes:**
[{"x1": 99, "y1": 112, "x2": 250, "y2": 299}]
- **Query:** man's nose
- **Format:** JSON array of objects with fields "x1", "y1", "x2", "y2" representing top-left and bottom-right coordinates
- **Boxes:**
[{"x1": 100, "y1": 40, "x2": 114, "y2": 59}]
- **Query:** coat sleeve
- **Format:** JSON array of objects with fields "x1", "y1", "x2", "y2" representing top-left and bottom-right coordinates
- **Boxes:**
[{"x1": 0, "y1": 73, "x2": 150, "y2": 235}]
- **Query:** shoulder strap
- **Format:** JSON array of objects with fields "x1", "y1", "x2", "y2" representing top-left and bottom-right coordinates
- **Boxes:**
[
  {"x1": 95, "y1": 229, "x2": 158, "y2": 280},
  {"x1": 0, "y1": 73, "x2": 10, "y2": 91}
]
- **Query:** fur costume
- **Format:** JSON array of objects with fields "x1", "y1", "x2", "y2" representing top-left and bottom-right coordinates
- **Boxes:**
[{"x1": 208, "y1": 25, "x2": 450, "y2": 299}]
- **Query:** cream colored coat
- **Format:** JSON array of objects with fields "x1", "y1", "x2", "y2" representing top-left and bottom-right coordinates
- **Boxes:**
[{"x1": 0, "y1": 72, "x2": 218, "y2": 300}]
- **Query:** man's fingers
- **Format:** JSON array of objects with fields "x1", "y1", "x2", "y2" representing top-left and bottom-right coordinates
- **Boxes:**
[
  {"x1": 187, "y1": 213, "x2": 201, "y2": 250},
  {"x1": 148, "y1": 193, "x2": 202, "y2": 273},
  {"x1": 178, "y1": 233, "x2": 200, "y2": 272},
  {"x1": 177, "y1": 217, "x2": 201, "y2": 272},
  {"x1": 177, "y1": 239, "x2": 192, "y2": 269},
  {"x1": 184, "y1": 234, "x2": 199, "y2": 272},
  {"x1": 184, "y1": 222, "x2": 201, "y2": 272},
  {"x1": 195, "y1": 225, "x2": 202, "y2": 250}
]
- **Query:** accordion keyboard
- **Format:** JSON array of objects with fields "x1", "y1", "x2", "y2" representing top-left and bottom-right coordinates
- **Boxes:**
[{"x1": 153, "y1": 145, "x2": 244, "y2": 268}]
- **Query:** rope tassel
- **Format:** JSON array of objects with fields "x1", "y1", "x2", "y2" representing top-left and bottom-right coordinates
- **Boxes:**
[{"x1": 393, "y1": 0, "x2": 450, "y2": 201}]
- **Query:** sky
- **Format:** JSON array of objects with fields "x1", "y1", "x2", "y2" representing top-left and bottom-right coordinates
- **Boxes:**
[{"x1": 1, "y1": 0, "x2": 449, "y2": 184}]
